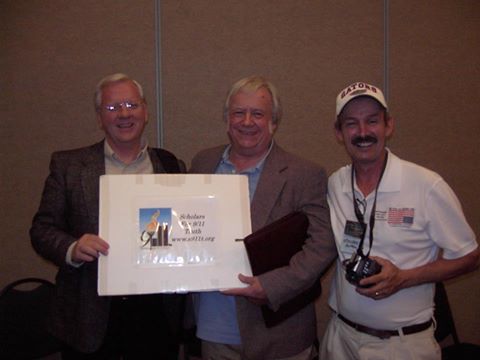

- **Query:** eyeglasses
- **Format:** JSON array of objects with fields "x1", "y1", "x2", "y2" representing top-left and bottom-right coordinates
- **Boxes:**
[{"x1": 101, "y1": 101, "x2": 142, "y2": 112}]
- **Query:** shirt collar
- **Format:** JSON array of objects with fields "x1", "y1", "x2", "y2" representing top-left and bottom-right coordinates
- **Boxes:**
[
  {"x1": 379, "y1": 148, "x2": 401, "y2": 192},
  {"x1": 341, "y1": 148, "x2": 402, "y2": 194},
  {"x1": 104, "y1": 137, "x2": 149, "y2": 164},
  {"x1": 220, "y1": 140, "x2": 274, "y2": 173}
]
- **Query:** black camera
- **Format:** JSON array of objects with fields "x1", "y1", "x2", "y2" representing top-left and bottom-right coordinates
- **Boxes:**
[{"x1": 343, "y1": 254, "x2": 382, "y2": 288}]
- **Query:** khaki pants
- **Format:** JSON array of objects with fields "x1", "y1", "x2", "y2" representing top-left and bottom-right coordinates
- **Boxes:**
[
  {"x1": 201, "y1": 340, "x2": 316, "y2": 360},
  {"x1": 319, "y1": 315, "x2": 441, "y2": 360}
]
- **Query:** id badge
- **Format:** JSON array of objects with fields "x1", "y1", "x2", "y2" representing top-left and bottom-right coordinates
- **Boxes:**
[{"x1": 340, "y1": 220, "x2": 365, "y2": 258}]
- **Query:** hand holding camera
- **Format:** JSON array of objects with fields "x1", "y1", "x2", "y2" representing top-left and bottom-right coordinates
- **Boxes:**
[{"x1": 343, "y1": 253, "x2": 382, "y2": 288}]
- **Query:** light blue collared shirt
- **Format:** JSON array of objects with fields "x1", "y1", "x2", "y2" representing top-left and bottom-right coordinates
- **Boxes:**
[{"x1": 195, "y1": 142, "x2": 273, "y2": 344}]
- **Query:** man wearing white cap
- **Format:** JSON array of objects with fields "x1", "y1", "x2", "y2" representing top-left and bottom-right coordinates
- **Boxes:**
[{"x1": 320, "y1": 82, "x2": 479, "y2": 359}]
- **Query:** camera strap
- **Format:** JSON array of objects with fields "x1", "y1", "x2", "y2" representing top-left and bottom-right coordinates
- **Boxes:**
[{"x1": 350, "y1": 151, "x2": 389, "y2": 258}]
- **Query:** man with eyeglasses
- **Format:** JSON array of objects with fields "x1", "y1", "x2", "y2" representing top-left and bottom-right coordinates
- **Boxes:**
[
  {"x1": 190, "y1": 75, "x2": 337, "y2": 360},
  {"x1": 30, "y1": 73, "x2": 185, "y2": 359},
  {"x1": 320, "y1": 82, "x2": 479, "y2": 360}
]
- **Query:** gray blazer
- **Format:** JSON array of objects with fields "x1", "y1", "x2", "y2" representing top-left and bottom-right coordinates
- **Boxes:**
[
  {"x1": 30, "y1": 140, "x2": 185, "y2": 352},
  {"x1": 190, "y1": 143, "x2": 336, "y2": 360}
]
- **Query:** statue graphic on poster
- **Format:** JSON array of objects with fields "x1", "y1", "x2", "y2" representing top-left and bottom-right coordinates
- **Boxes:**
[{"x1": 140, "y1": 208, "x2": 171, "y2": 248}]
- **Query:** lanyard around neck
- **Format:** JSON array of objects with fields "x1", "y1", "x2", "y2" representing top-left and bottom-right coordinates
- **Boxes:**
[{"x1": 350, "y1": 151, "x2": 389, "y2": 257}]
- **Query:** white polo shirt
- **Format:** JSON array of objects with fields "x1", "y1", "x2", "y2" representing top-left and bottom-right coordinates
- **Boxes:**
[{"x1": 327, "y1": 150, "x2": 477, "y2": 329}]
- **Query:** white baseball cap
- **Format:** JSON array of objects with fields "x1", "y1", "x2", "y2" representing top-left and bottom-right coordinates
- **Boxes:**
[{"x1": 336, "y1": 82, "x2": 387, "y2": 116}]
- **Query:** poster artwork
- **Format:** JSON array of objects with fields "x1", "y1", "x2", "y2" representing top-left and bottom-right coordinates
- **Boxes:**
[{"x1": 139, "y1": 208, "x2": 172, "y2": 248}]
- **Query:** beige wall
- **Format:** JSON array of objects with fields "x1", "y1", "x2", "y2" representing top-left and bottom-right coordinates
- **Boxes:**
[
  {"x1": 1, "y1": 0, "x2": 478, "y2": 345},
  {"x1": 389, "y1": 1, "x2": 480, "y2": 344}
]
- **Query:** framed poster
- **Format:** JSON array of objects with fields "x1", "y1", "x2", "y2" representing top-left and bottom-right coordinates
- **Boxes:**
[{"x1": 98, "y1": 174, "x2": 252, "y2": 295}]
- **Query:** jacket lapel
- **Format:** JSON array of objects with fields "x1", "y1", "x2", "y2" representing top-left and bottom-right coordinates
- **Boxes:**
[
  {"x1": 201, "y1": 147, "x2": 226, "y2": 173},
  {"x1": 250, "y1": 144, "x2": 288, "y2": 231},
  {"x1": 192, "y1": 144, "x2": 288, "y2": 231},
  {"x1": 148, "y1": 148, "x2": 166, "y2": 173},
  {"x1": 81, "y1": 141, "x2": 105, "y2": 230}
]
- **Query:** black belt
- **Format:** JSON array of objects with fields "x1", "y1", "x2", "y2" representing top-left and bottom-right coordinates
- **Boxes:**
[{"x1": 338, "y1": 314, "x2": 433, "y2": 339}]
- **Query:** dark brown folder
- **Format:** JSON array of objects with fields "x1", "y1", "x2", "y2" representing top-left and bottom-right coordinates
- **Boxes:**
[{"x1": 243, "y1": 211, "x2": 322, "y2": 327}]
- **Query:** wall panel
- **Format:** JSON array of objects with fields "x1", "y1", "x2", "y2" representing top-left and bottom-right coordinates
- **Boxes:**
[
  {"x1": 389, "y1": 0, "x2": 480, "y2": 344},
  {"x1": 161, "y1": 0, "x2": 385, "y2": 173}
]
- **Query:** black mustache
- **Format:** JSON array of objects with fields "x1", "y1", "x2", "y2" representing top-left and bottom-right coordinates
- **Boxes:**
[{"x1": 352, "y1": 136, "x2": 378, "y2": 146}]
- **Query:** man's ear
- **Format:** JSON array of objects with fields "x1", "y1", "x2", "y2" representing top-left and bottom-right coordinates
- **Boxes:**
[
  {"x1": 144, "y1": 103, "x2": 149, "y2": 123},
  {"x1": 334, "y1": 125, "x2": 344, "y2": 144},
  {"x1": 269, "y1": 121, "x2": 277, "y2": 135},
  {"x1": 385, "y1": 116, "x2": 395, "y2": 139},
  {"x1": 96, "y1": 112, "x2": 104, "y2": 130}
]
